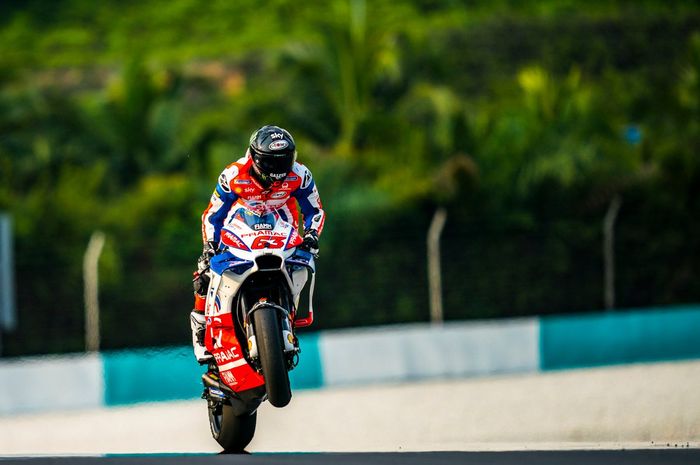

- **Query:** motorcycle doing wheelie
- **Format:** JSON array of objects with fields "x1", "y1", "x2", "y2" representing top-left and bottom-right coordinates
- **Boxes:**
[{"x1": 199, "y1": 201, "x2": 316, "y2": 452}]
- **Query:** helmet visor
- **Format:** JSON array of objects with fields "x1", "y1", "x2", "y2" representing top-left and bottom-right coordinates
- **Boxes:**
[{"x1": 251, "y1": 149, "x2": 294, "y2": 180}]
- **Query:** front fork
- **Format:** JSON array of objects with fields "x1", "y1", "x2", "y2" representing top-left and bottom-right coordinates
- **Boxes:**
[{"x1": 246, "y1": 300, "x2": 298, "y2": 365}]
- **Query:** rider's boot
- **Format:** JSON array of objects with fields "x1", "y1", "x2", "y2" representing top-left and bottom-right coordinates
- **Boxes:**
[{"x1": 190, "y1": 293, "x2": 213, "y2": 364}]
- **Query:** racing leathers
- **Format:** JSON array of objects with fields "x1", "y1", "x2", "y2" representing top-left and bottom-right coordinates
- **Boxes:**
[{"x1": 190, "y1": 152, "x2": 325, "y2": 363}]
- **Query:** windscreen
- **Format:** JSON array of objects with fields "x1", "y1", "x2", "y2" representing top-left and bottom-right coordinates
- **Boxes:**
[{"x1": 232, "y1": 206, "x2": 278, "y2": 231}]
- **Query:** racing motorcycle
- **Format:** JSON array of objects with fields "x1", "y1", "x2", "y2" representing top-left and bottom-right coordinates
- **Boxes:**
[{"x1": 200, "y1": 201, "x2": 316, "y2": 452}]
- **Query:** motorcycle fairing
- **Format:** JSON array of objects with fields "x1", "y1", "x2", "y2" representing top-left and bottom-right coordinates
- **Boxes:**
[
  {"x1": 203, "y1": 203, "x2": 315, "y2": 394},
  {"x1": 205, "y1": 312, "x2": 265, "y2": 392},
  {"x1": 210, "y1": 251, "x2": 254, "y2": 275}
]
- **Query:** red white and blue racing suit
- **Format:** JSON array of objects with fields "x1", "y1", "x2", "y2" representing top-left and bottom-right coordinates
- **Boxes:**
[
  {"x1": 201, "y1": 152, "x2": 325, "y2": 246},
  {"x1": 191, "y1": 152, "x2": 324, "y2": 360}
]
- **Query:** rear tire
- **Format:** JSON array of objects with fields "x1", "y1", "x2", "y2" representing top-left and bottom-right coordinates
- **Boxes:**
[
  {"x1": 253, "y1": 307, "x2": 292, "y2": 407},
  {"x1": 208, "y1": 402, "x2": 257, "y2": 453}
]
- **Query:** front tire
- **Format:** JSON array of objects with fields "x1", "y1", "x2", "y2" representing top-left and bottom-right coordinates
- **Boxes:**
[
  {"x1": 208, "y1": 401, "x2": 257, "y2": 453},
  {"x1": 252, "y1": 307, "x2": 292, "y2": 407}
]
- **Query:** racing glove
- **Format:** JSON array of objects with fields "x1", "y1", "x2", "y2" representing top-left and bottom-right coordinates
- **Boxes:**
[
  {"x1": 299, "y1": 230, "x2": 319, "y2": 256},
  {"x1": 194, "y1": 241, "x2": 217, "y2": 296},
  {"x1": 192, "y1": 269, "x2": 210, "y2": 296},
  {"x1": 197, "y1": 241, "x2": 218, "y2": 272}
]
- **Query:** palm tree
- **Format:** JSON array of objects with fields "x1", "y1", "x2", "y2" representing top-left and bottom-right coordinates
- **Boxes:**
[{"x1": 279, "y1": 0, "x2": 403, "y2": 156}]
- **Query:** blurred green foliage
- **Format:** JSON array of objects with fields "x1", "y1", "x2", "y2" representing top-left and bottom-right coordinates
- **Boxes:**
[{"x1": 1, "y1": 0, "x2": 699, "y2": 355}]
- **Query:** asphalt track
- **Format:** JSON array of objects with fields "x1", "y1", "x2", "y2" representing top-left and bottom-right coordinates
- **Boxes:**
[
  {"x1": 1, "y1": 450, "x2": 699, "y2": 465},
  {"x1": 2, "y1": 361, "x2": 698, "y2": 462}
]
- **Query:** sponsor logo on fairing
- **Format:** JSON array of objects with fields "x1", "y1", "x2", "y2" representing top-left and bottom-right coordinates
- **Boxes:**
[
  {"x1": 241, "y1": 231, "x2": 286, "y2": 238},
  {"x1": 253, "y1": 223, "x2": 273, "y2": 231},
  {"x1": 221, "y1": 230, "x2": 251, "y2": 251},
  {"x1": 221, "y1": 371, "x2": 237, "y2": 385},
  {"x1": 285, "y1": 229, "x2": 303, "y2": 250},
  {"x1": 209, "y1": 388, "x2": 226, "y2": 399},
  {"x1": 214, "y1": 347, "x2": 240, "y2": 363}
]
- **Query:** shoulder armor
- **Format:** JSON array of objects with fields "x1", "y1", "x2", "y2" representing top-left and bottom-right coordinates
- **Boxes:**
[{"x1": 218, "y1": 163, "x2": 241, "y2": 193}]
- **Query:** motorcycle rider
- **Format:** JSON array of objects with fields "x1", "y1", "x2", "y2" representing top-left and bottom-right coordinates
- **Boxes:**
[{"x1": 190, "y1": 125, "x2": 325, "y2": 363}]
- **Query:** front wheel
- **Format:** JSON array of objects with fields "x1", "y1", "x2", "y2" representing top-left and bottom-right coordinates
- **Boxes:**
[
  {"x1": 208, "y1": 401, "x2": 257, "y2": 453},
  {"x1": 252, "y1": 307, "x2": 292, "y2": 407}
]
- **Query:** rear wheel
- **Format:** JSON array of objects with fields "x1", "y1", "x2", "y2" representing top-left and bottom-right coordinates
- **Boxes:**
[
  {"x1": 208, "y1": 401, "x2": 257, "y2": 453},
  {"x1": 252, "y1": 307, "x2": 292, "y2": 407}
]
